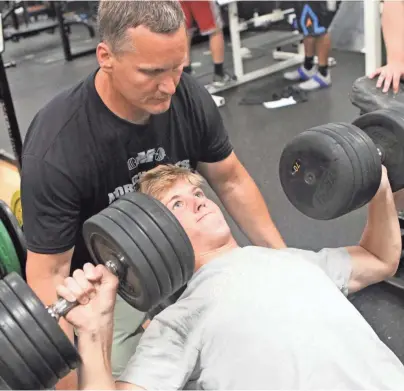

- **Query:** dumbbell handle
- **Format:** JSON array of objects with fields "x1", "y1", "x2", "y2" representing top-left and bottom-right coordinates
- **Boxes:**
[
  {"x1": 376, "y1": 146, "x2": 385, "y2": 163},
  {"x1": 46, "y1": 260, "x2": 120, "y2": 321}
]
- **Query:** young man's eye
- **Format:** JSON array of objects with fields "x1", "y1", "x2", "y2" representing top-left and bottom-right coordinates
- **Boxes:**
[
  {"x1": 173, "y1": 201, "x2": 183, "y2": 209},
  {"x1": 195, "y1": 191, "x2": 204, "y2": 198}
]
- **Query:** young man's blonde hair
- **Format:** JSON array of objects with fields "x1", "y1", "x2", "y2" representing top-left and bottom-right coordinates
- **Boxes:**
[{"x1": 138, "y1": 164, "x2": 204, "y2": 201}]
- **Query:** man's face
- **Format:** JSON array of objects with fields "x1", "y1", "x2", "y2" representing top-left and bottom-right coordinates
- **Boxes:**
[
  {"x1": 160, "y1": 180, "x2": 232, "y2": 253},
  {"x1": 108, "y1": 25, "x2": 188, "y2": 115}
]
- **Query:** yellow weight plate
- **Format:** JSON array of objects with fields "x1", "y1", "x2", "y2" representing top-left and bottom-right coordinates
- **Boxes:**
[{"x1": 10, "y1": 190, "x2": 22, "y2": 227}]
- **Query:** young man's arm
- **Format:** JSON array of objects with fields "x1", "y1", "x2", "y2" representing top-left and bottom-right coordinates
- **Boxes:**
[
  {"x1": 300, "y1": 167, "x2": 400, "y2": 295},
  {"x1": 346, "y1": 166, "x2": 401, "y2": 293},
  {"x1": 77, "y1": 306, "x2": 199, "y2": 390},
  {"x1": 369, "y1": 0, "x2": 404, "y2": 92},
  {"x1": 21, "y1": 156, "x2": 81, "y2": 389}
]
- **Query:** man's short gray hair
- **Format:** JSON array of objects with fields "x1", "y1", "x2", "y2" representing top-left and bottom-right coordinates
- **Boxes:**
[{"x1": 97, "y1": 0, "x2": 185, "y2": 52}]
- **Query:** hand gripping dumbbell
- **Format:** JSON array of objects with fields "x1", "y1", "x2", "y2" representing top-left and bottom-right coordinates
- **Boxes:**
[
  {"x1": 0, "y1": 192, "x2": 195, "y2": 390},
  {"x1": 279, "y1": 108, "x2": 404, "y2": 220}
]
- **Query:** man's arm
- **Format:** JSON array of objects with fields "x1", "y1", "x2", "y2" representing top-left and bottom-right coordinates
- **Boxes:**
[
  {"x1": 26, "y1": 250, "x2": 77, "y2": 389},
  {"x1": 382, "y1": 1, "x2": 404, "y2": 65},
  {"x1": 369, "y1": 0, "x2": 404, "y2": 92},
  {"x1": 21, "y1": 156, "x2": 81, "y2": 389},
  {"x1": 346, "y1": 167, "x2": 401, "y2": 293},
  {"x1": 78, "y1": 332, "x2": 117, "y2": 390},
  {"x1": 198, "y1": 152, "x2": 286, "y2": 249}
]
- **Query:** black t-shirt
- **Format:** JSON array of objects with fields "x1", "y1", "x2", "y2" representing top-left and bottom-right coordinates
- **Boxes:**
[{"x1": 21, "y1": 70, "x2": 233, "y2": 273}]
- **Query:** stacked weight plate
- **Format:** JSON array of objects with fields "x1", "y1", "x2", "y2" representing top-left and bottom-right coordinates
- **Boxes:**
[
  {"x1": 0, "y1": 200, "x2": 26, "y2": 279},
  {"x1": 0, "y1": 272, "x2": 80, "y2": 390}
]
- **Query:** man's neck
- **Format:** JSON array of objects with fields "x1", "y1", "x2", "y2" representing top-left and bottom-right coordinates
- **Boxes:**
[
  {"x1": 94, "y1": 70, "x2": 150, "y2": 125},
  {"x1": 196, "y1": 238, "x2": 240, "y2": 269}
]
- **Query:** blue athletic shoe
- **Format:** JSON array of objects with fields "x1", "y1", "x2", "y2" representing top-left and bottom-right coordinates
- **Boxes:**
[
  {"x1": 284, "y1": 65, "x2": 316, "y2": 81},
  {"x1": 299, "y1": 71, "x2": 332, "y2": 91}
]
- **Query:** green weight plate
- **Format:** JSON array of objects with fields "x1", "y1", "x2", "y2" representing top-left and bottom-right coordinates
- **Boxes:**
[
  {"x1": 0, "y1": 220, "x2": 21, "y2": 277},
  {"x1": 83, "y1": 214, "x2": 161, "y2": 312},
  {"x1": 114, "y1": 198, "x2": 184, "y2": 293},
  {"x1": 0, "y1": 320, "x2": 42, "y2": 390},
  {"x1": 4, "y1": 272, "x2": 81, "y2": 371},
  {"x1": 0, "y1": 280, "x2": 69, "y2": 380},
  {"x1": 0, "y1": 300, "x2": 55, "y2": 388},
  {"x1": 0, "y1": 200, "x2": 26, "y2": 273}
]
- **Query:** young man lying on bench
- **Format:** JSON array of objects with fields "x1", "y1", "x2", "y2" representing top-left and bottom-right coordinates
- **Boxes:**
[{"x1": 57, "y1": 164, "x2": 404, "y2": 390}]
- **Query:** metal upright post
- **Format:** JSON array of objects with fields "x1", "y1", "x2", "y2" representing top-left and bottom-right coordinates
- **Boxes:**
[{"x1": 0, "y1": 53, "x2": 22, "y2": 171}]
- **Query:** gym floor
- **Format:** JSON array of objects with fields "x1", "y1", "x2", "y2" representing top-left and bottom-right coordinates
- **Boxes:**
[{"x1": 1, "y1": 26, "x2": 404, "y2": 363}]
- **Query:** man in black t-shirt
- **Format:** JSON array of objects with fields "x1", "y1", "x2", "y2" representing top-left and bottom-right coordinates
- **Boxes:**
[{"x1": 21, "y1": 1, "x2": 285, "y2": 388}]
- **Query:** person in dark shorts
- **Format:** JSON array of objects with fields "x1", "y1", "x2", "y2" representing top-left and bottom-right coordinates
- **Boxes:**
[
  {"x1": 284, "y1": 1, "x2": 339, "y2": 91},
  {"x1": 180, "y1": 0, "x2": 232, "y2": 87},
  {"x1": 20, "y1": 1, "x2": 285, "y2": 389}
]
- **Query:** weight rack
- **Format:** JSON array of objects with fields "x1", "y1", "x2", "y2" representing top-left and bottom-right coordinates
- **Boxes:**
[{"x1": 0, "y1": 12, "x2": 22, "y2": 172}]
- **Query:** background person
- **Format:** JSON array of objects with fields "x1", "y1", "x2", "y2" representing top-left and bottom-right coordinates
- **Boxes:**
[
  {"x1": 180, "y1": 0, "x2": 232, "y2": 87},
  {"x1": 284, "y1": 1, "x2": 338, "y2": 91}
]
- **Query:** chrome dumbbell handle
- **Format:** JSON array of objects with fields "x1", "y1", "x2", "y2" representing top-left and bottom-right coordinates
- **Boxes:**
[{"x1": 46, "y1": 260, "x2": 120, "y2": 321}]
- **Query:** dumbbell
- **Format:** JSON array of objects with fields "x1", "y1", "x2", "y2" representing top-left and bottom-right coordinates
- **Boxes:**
[
  {"x1": 0, "y1": 192, "x2": 195, "y2": 390},
  {"x1": 279, "y1": 108, "x2": 404, "y2": 220}
]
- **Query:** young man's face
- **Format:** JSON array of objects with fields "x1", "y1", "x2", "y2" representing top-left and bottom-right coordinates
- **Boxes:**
[
  {"x1": 160, "y1": 180, "x2": 232, "y2": 254},
  {"x1": 107, "y1": 25, "x2": 188, "y2": 115}
]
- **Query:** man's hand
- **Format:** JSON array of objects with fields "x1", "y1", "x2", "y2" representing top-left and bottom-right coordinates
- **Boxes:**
[
  {"x1": 369, "y1": 62, "x2": 404, "y2": 93},
  {"x1": 56, "y1": 263, "x2": 119, "y2": 334}
]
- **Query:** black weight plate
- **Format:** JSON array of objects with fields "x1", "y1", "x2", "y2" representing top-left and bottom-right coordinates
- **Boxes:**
[
  {"x1": 315, "y1": 124, "x2": 364, "y2": 216},
  {"x1": 109, "y1": 200, "x2": 177, "y2": 295},
  {"x1": 83, "y1": 214, "x2": 161, "y2": 312},
  {"x1": 279, "y1": 125, "x2": 357, "y2": 220},
  {"x1": 345, "y1": 121, "x2": 382, "y2": 210},
  {"x1": 0, "y1": 322, "x2": 42, "y2": 389},
  {"x1": 353, "y1": 108, "x2": 404, "y2": 192},
  {"x1": 129, "y1": 195, "x2": 189, "y2": 284},
  {"x1": 0, "y1": 280, "x2": 69, "y2": 380},
  {"x1": 323, "y1": 123, "x2": 381, "y2": 213},
  {"x1": 0, "y1": 356, "x2": 19, "y2": 390},
  {"x1": 114, "y1": 198, "x2": 184, "y2": 292},
  {"x1": 102, "y1": 205, "x2": 172, "y2": 301},
  {"x1": 0, "y1": 300, "x2": 55, "y2": 389},
  {"x1": 0, "y1": 373, "x2": 11, "y2": 390},
  {"x1": 0, "y1": 200, "x2": 26, "y2": 272},
  {"x1": 4, "y1": 272, "x2": 81, "y2": 371},
  {"x1": 137, "y1": 194, "x2": 195, "y2": 282}
]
